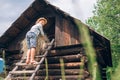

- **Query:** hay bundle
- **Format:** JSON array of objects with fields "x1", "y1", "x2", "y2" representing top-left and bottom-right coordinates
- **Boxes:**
[{"x1": 21, "y1": 35, "x2": 49, "y2": 58}]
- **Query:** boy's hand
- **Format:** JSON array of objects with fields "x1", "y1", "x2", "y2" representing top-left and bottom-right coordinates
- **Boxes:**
[{"x1": 40, "y1": 35, "x2": 48, "y2": 42}]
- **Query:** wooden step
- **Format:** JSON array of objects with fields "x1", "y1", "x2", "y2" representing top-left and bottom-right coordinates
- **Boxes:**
[
  {"x1": 16, "y1": 63, "x2": 38, "y2": 66},
  {"x1": 22, "y1": 55, "x2": 45, "y2": 60},
  {"x1": 10, "y1": 70, "x2": 35, "y2": 74}
]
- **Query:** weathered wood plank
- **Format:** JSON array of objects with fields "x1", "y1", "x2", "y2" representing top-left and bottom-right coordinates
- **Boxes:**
[
  {"x1": 70, "y1": 22, "x2": 76, "y2": 44},
  {"x1": 63, "y1": 18, "x2": 71, "y2": 45},
  {"x1": 41, "y1": 62, "x2": 84, "y2": 69},
  {"x1": 35, "y1": 53, "x2": 86, "y2": 63},
  {"x1": 38, "y1": 69, "x2": 89, "y2": 77},
  {"x1": 10, "y1": 69, "x2": 89, "y2": 77},
  {"x1": 48, "y1": 48, "x2": 84, "y2": 57},
  {"x1": 55, "y1": 16, "x2": 63, "y2": 46},
  {"x1": 10, "y1": 70, "x2": 35, "y2": 74},
  {"x1": 16, "y1": 62, "x2": 84, "y2": 69},
  {"x1": 45, "y1": 54, "x2": 87, "y2": 64},
  {"x1": 11, "y1": 75, "x2": 86, "y2": 80},
  {"x1": 55, "y1": 16, "x2": 80, "y2": 47}
]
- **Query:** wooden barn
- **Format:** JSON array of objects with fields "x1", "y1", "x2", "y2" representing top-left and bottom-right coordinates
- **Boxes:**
[{"x1": 0, "y1": 0, "x2": 112, "y2": 80}]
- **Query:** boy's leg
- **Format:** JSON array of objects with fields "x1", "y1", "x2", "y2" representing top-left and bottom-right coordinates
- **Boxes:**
[
  {"x1": 26, "y1": 49, "x2": 31, "y2": 64},
  {"x1": 26, "y1": 32, "x2": 31, "y2": 64},
  {"x1": 29, "y1": 32, "x2": 37, "y2": 64},
  {"x1": 30, "y1": 47, "x2": 36, "y2": 63}
]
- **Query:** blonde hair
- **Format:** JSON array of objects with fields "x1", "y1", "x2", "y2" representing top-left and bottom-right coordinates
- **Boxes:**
[{"x1": 35, "y1": 17, "x2": 47, "y2": 24}]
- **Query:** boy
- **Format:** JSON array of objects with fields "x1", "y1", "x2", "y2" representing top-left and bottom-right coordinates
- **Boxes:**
[{"x1": 26, "y1": 17, "x2": 47, "y2": 64}]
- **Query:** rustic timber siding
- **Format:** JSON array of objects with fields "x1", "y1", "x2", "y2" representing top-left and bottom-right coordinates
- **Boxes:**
[{"x1": 55, "y1": 16, "x2": 80, "y2": 46}]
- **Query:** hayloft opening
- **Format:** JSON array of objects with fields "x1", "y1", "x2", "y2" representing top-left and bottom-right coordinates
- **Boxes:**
[{"x1": 43, "y1": 17, "x2": 55, "y2": 41}]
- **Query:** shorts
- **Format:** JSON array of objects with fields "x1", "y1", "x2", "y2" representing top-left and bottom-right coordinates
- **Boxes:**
[{"x1": 26, "y1": 32, "x2": 37, "y2": 49}]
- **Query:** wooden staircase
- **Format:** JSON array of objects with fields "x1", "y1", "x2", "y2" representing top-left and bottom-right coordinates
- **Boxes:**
[{"x1": 5, "y1": 41, "x2": 92, "y2": 80}]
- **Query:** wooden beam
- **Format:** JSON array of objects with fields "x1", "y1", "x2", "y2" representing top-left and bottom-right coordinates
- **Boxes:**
[
  {"x1": 44, "y1": 54, "x2": 87, "y2": 64},
  {"x1": 9, "y1": 69, "x2": 89, "y2": 77},
  {"x1": 41, "y1": 62, "x2": 84, "y2": 69},
  {"x1": 11, "y1": 75, "x2": 86, "y2": 80},
  {"x1": 48, "y1": 49, "x2": 84, "y2": 57},
  {"x1": 16, "y1": 62, "x2": 84, "y2": 69},
  {"x1": 10, "y1": 70, "x2": 35, "y2": 74},
  {"x1": 37, "y1": 69, "x2": 89, "y2": 77}
]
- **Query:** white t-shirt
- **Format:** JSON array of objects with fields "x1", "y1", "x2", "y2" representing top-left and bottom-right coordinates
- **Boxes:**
[{"x1": 29, "y1": 23, "x2": 44, "y2": 36}]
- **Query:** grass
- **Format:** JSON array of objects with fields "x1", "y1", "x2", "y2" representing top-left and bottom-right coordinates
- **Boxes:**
[
  {"x1": 0, "y1": 77, "x2": 4, "y2": 80},
  {"x1": 75, "y1": 19, "x2": 102, "y2": 80},
  {"x1": 45, "y1": 58, "x2": 48, "y2": 80},
  {"x1": 60, "y1": 58, "x2": 66, "y2": 80}
]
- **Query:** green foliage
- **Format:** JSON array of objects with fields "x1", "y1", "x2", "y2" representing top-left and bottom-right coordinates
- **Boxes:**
[
  {"x1": 111, "y1": 61, "x2": 120, "y2": 80},
  {"x1": 0, "y1": 77, "x2": 4, "y2": 80},
  {"x1": 75, "y1": 20, "x2": 102, "y2": 80},
  {"x1": 86, "y1": 0, "x2": 120, "y2": 79},
  {"x1": 86, "y1": 0, "x2": 120, "y2": 67},
  {"x1": 45, "y1": 58, "x2": 48, "y2": 80},
  {"x1": 60, "y1": 58, "x2": 66, "y2": 80}
]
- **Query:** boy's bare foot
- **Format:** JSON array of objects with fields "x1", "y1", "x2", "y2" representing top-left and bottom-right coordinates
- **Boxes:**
[
  {"x1": 30, "y1": 60, "x2": 38, "y2": 65},
  {"x1": 26, "y1": 59, "x2": 30, "y2": 64}
]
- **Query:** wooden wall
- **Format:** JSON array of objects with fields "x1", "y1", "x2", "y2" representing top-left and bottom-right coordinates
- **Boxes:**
[{"x1": 55, "y1": 16, "x2": 80, "y2": 47}]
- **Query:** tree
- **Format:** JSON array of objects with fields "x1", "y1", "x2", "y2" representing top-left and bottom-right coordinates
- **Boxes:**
[{"x1": 86, "y1": 0, "x2": 120, "y2": 68}]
